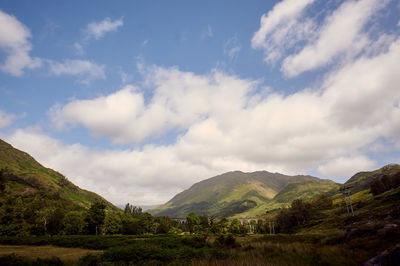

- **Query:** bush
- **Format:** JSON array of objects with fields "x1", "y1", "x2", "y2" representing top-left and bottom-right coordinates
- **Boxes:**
[
  {"x1": 78, "y1": 253, "x2": 102, "y2": 266},
  {"x1": 215, "y1": 235, "x2": 238, "y2": 248},
  {"x1": 0, "y1": 254, "x2": 64, "y2": 266}
]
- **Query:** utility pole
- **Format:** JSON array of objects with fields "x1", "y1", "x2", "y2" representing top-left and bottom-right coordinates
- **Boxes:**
[
  {"x1": 340, "y1": 186, "x2": 354, "y2": 216},
  {"x1": 347, "y1": 191, "x2": 354, "y2": 216},
  {"x1": 269, "y1": 221, "x2": 272, "y2": 235}
]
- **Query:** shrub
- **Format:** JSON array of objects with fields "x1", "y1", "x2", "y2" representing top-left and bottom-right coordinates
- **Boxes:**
[
  {"x1": 215, "y1": 235, "x2": 238, "y2": 248},
  {"x1": 0, "y1": 254, "x2": 64, "y2": 266}
]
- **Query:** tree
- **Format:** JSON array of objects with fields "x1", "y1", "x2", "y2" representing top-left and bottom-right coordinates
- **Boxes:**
[
  {"x1": 124, "y1": 203, "x2": 142, "y2": 218},
  {"x1": 218, "y1": 217, "x2": 229, "y2": 234},
  {"x1": 186, "y1": 212, "x2": 200, "y2": 234},
  {"x1": 121, "y1": 213, "x2": 140, "y2": 235},
  {"x1": 228, "y1": 218, "x2": 241, "y2": 234},
  {"x1": 63, "y1": 211, "x2": 85, "y2": 235},
  {"x1": 105, "y1": 213, "x2": 122, "y2": 234},
  {"x1": 154, "y1": 216, "x2": 172, "y2": 234},
  {"x1": 276, "y1": 199, "x2": 310, "y2": 233},
  {"x1": 312, "y1": 194, "x2": 333, "y2": 209},
  {"x1": 0, "y1": 168, "x2": 7, "y2": 191},
  {"x1": 47, "y1": 208, "x2": 66, "y2": 235},
  {"x1": 138, "y1": 212, "x2": 154, "y2": 233},
  {"x1": 85, "y1": 201, "x2": 106, "y2": 235}
]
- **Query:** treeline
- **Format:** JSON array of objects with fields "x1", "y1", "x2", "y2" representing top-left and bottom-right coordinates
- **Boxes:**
[
  {"x1": 276, "y1": 194, "x2": 333, "y2": 233},
  {"x1": 370, "y1": 172, "x2": 400, "y2": 196}
]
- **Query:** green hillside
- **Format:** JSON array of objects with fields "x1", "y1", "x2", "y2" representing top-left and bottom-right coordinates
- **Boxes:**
[
  {"x1": 343, "y1": 163, "x2": 400, "y2": 194},
  {"x1": 150, "y1": 171, "x2": 339, "y2": 218},
  {"x1": 0, "y1": 139, "x2": 118, "y2": 211}
]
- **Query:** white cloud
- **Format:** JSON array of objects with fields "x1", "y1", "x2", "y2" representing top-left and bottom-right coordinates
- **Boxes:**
[
  {"x1": 318, "y1": 156, "x2": 376, "y2": 179},
  {"x1": 0, "y1": 110, "x2": 14, "y2": 128},
  {"x1": 48, "y1": 59, "x2": 105, "y2": 83},
  {"x1": 6, "y1": 127, "x2": 218, "y2": 205},
  {"x1": 51, "y1": 68, "x2": 255, "y2": 143},
  {"x1": 251, "y1": 0, "x2": 315, "y2": 63},
  {"x1": 0, "y1": 10, "x2": 42, "y2": 76},
  {"x1": 74, "y1": 17, "x2": 123, "y2": 55},
  {"x1": 252, "y1": 0, "x2": 390, "y2": 77},
  {"x1": 282, "y1": 0, "x2": 388, "y2": 77},
  {"x1": 38, "y1": 35, "x2": 400, "y2": 205},
  {"x1": 85, "y1": 17, "x2": 123, "y2": 40}
]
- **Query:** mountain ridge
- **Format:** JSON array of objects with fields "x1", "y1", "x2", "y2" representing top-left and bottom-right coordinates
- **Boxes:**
[
  {"x1": 0, "y1": 139, "x2": 118, "y2": 211},
  {"x1": 150, "y1": 170, "x2": 340, "y2": 218}
]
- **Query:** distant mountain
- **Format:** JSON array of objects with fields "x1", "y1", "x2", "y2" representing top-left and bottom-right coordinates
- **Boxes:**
[
  {"x1": 0, "y1": 139, "x2": 118, "y2": 211},
  {"x1": 150, "y1": 171, "x2": 339, "y2": 218},
  {"x1": 343, "y1": 163, "x2": 400, "y2": 194}
]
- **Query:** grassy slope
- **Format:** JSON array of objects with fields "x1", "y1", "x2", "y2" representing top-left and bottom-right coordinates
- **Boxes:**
[
  {"x1": 344, "y1": 163, "x2": 400, "y2": 193},
  {"x1": 232, "y1": 179, "x2": 340, "y2": 218},
  {"x1": 0, "y1": 139, "x2": 118, "y2": 211},
  {"x1": 151, "y1": 171, "x2": 339, "y2": 218}
]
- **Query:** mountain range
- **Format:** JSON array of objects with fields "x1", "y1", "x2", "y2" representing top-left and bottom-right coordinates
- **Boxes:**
[
  {"x1": 149, "y1": 171, "x2": 340, "y2": 218},
  {"x1": 1, "y1": 138, "x2": 398, "y2": 219}
]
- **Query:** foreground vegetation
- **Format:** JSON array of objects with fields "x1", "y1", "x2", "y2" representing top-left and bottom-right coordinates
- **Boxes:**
[
  {"x1": 1, "y1": 138, "x2": 399, "y2": 265},
  {"x1": 1, "y1": 184, "x2": 399, "y2": 265}
]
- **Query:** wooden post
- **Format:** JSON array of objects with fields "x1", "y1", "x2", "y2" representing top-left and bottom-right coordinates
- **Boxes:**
[
  {"x1": 269, "y1": 221, "x2": 271, "y2": 235},
  {"x1": 348, "y1": 192, "x2": 354, "y2": 216},
  {"x1": 272, "y1": 221, "x2": 275, "y2": 234}
]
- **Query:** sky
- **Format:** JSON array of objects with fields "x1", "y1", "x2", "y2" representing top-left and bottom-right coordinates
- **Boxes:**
[{"x1": 0, "y1": 0, "x2": 399, "y2": 206}]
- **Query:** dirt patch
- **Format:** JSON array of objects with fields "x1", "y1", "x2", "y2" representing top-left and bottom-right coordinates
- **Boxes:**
[{"x1": 0, "y1": 245, "x2": 102, "y2": 263}]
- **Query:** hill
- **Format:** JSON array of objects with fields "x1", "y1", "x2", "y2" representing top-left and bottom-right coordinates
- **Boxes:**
[
  {"x1": 343, "y1": 163, "x2": 400, "y2": 194},
  {"x1": 0, "y1": 139, "x2": 117, "y2": 211},
  {"x1": 150, "y1": 171, "x2": 339, "y2": 218}
]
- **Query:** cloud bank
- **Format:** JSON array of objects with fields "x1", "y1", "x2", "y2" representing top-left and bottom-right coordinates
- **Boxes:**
[{"x1": 9, "y1": 34, "x2": 400, "y2": 205}]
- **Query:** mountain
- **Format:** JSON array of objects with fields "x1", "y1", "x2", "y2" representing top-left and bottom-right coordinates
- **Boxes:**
[
  {"x1": 343, "y1": 163, "x2": 400, "y2": 194},
  {"x1": 150, "y1": 171, "x2": 339, "y2": 218},
  {"x1": 0, "y1": 139, "x2": 117, "y2": 211}
]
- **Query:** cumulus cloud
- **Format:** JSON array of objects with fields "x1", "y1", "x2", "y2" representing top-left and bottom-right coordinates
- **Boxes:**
[
  {"x1": 282, "y1": 0, "x2": 388, "y2": 77},
  {"x1": 29, "y1": 35, "x2": 400, "y2": 205},
  {"x1": 252, "y1": 0, "x2": 390, "y2": 77},
  {"x1": 0, "y1": 10, "x2": 42, "y2": 76},
  {"x1": 6, "y1": 127, "x2": 221, "y2": 205},
  {"x1": 318, "y1": 156, "x2": 376, "y2": 179},
  {"x1": 51, "y1": 67, "x2": 256, "y2": 144},
  {"x1": 48, "y1": 59, "x2": 105, "y2": 83},
  {"x1": 251, "y1": 0, "x2": 315, "y2": 63}
]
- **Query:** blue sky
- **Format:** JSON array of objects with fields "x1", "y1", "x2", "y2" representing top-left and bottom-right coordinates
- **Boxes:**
[{"x1": 0, "y1": 0, "x2": 399, "y2": 205}]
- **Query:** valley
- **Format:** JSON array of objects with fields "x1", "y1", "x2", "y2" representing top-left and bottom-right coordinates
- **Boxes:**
[{"x1": 0, "y1": 139, "x2": 399, "y2": 265}]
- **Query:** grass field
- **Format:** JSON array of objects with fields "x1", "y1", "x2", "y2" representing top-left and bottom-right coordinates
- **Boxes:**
[{"x1": 0, "y1": 245, "x2": 102, "y2": 264}]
